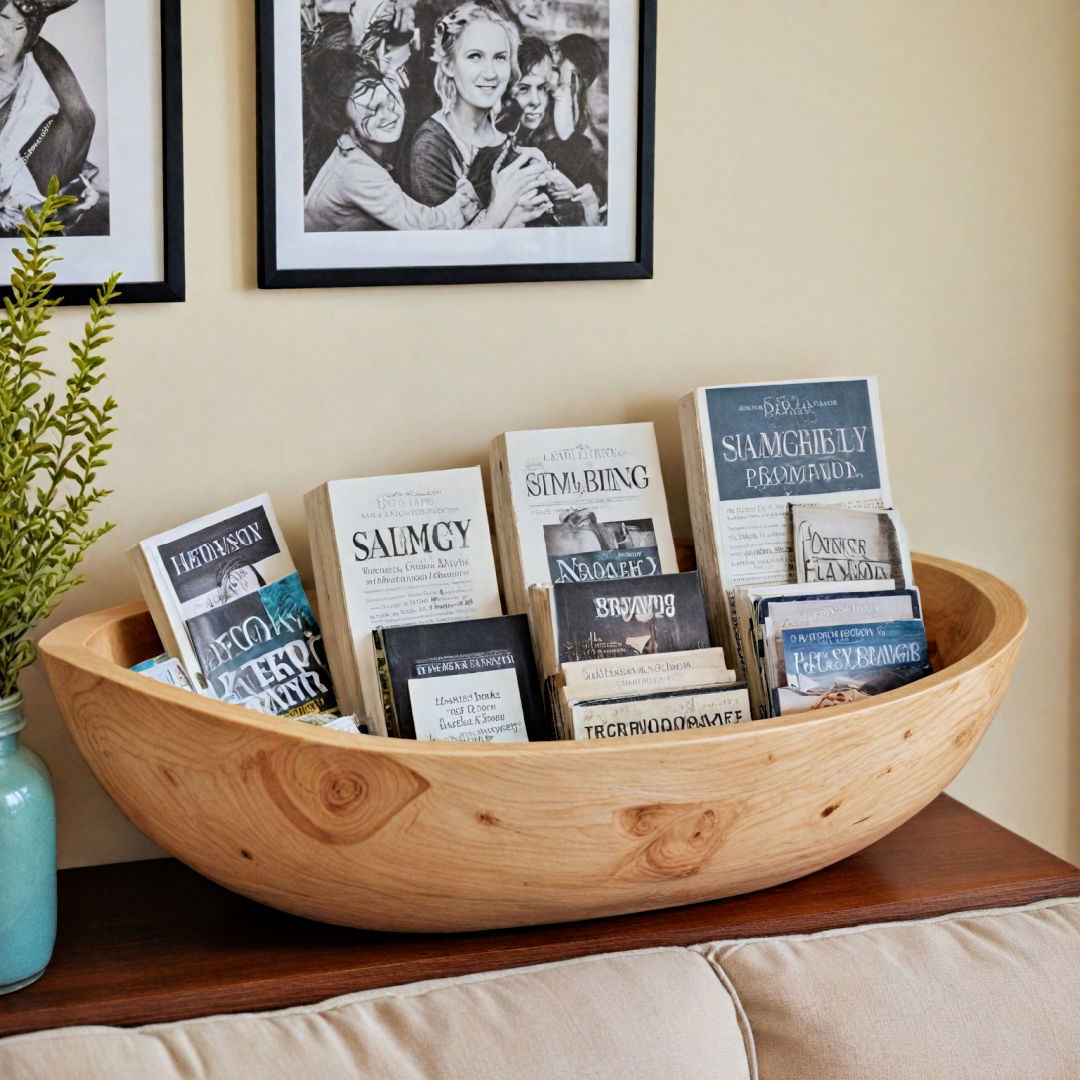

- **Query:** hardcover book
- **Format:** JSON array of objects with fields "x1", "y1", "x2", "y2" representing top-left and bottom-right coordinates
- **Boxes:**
[
  {"x1": 775, "y1": 619, "x2": 933, "y2": 715},
  {"x1": 567, "y1": 685, "x2": 752, "y2": 741},
  {"x1": 552, "y1": 571, "x2": 711, "y2": 668},
  {"x1": 128, "y1": 494, "x2": 295, "y2": 690},
  {"x1": 183, "y1": 572, "x2": 337, "y2": 718},
  {"x1": 306, "y1": 468, "x2": 503, "y2": 733},
  {"x1": 376, "y1": 615, "x2": 545, "y2": 743},
  {"x1": 680, "y1": 378, "x2": 892, "y2": 676},
  {"x1": 490, "y1": 423, "x2": 679, "y2": 614},
  {"x1": 793, "y1": 505, "x2": 912, "y2": 588}
]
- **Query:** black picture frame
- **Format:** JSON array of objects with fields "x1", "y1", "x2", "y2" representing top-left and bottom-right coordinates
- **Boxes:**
[
  {"x1": 257, "y1": 0, "x2": 655, "y2": 289},
  {"x1": 0, "y1": 0, "x2": 185, "y2": 306}
]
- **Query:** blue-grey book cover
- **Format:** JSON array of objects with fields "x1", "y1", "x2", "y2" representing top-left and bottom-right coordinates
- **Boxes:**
[
  {"x1": 775, "y1": 618, "x2": 932, "y2": 714},
  {"x1": 705, "y1": 379, "x2": 883, "y2": 502}
]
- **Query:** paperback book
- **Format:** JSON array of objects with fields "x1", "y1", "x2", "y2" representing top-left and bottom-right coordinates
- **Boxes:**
[
  {"x1": 306, "y1": 468, "x2": 503, "y2": 733},
  {"x1": 490, "y1": 423, "x2": 679, "y2": 614},
  {"x1": 758, "y1": 587, "x2": 921, "y2": 701},
  {"x1": 774, "y1": 619, "x2": 933, "y2": 715},
  {"x1": 184, "y1": 572, "x2": 337, "y2": 718},
  {"x1": 680, "y1": 377, "x2": 893, "y2": 676},
  {"x1": 567, "y1": 685, "x2": 752, "y2": 741},
  {"x1": 793, "y1": 505, "x2": 912, "y2": 588},
  {"x1": 129, "y1": 494, "x2": 295, "y2": 690},
  {"x1": 737, "y1": 580, "x2": 922, "y2": 718},
  {"x1": 530, "y1": 572, "x2": 712, "y2": 678},
  {"x1": 131, "y1": 655, "x2": 194, "y2": 692},
  {"x1": 375, "y1": 615, "x2": 545, "y2": 743},
  {"x1": 561, "y1": 647, "x2": 734, "y2": 704}
]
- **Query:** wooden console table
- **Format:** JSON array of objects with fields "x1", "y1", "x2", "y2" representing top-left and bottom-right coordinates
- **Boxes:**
[{"x1": 2, "y1": 795, "x2": 1078, "y2": 1038}]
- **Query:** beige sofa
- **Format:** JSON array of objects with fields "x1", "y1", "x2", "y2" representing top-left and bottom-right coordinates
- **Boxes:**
[{"x1": 3, "y1": 897, "x2": 1079, "y2": 1079}]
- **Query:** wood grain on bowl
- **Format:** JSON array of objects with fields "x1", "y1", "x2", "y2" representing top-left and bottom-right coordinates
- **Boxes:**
[{"x1": 39, "y1": 554, "x2": 1026, "y2": 933}]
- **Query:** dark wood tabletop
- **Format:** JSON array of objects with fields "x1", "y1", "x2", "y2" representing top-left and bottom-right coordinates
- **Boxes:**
[{"x1": 2, "y1": 794, "x2": 1078, "y2": 1038}]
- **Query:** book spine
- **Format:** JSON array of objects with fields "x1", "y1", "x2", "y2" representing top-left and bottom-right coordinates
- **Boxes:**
[{"x1": 371, "y1": 630, "x2": 402, "y2": 739}]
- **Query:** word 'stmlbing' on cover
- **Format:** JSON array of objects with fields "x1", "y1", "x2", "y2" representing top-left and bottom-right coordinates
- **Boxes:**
[{"x1": 491, "y1": 423, "x2": 679, "y2": 614}]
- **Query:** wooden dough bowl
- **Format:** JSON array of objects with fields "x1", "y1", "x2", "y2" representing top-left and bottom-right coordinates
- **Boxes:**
[{"x1": 39, "y1": 553, "x2": 1025, "y2": 933}]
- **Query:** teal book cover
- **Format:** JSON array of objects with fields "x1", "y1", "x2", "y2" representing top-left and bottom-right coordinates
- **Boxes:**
[{"x1": 184, "y1": 573, "x2": 337, "y2": 718}]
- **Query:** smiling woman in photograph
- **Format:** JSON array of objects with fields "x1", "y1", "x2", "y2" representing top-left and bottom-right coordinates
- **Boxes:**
[
  {"x1": 304, "y1": 42, "x2": 481, "y2": 231},
  {"x1": 407, "y1": 2, "x2": 555, "y2": 228}
]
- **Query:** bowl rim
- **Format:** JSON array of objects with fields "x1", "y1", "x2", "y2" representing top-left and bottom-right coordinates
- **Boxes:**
[{"x1": 39, "y1": 552, "x2": 1027, "y2": 760}]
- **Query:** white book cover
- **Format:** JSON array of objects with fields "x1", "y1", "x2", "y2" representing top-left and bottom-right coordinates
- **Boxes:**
[
  {"x1": 569, "y1": 685, "x2": 752, "y2": 741},
  {"x1": 792, "y1": 505, "x2": 913, "y2": 588},
  {"x1": 685, "y1": 377, "x2": 892, "y2": 672},
  {"x1": 561, "y1": 647, "x2": 734, "y2": 704},
  {"x1": 129, "y1": 494, "x2": 295, "y2": 689},
  {"x1": 500, "y1": 422, "x2": 678, "y2": 594},
  {"x1": 317, "y1": 468, "x2": 502, "y2": 728}
]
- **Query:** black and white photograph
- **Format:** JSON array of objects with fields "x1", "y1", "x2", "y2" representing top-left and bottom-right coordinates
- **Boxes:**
[
  {"x1": 0, "y1": 0, "x2": 109, "y2": 238},
  {"x1": 258, "y1": 0, "x2": 654, "y2": 287},
  {"x1": 0, "y1": 0, "x2": 183, "y2": 303}
]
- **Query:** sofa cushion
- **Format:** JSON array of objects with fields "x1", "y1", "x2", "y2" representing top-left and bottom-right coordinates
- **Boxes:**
[
  {"x1": 0, "y1": 947, "x2": 751, "y2": 1080},
  {"x1": 697, "y1": 896, "x2": 1080, "y2": 1080}
]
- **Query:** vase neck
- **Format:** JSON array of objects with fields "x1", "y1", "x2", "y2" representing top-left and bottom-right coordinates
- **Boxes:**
[{"x1": 0, "y1": 694, "x2": 26, "y2": 744}]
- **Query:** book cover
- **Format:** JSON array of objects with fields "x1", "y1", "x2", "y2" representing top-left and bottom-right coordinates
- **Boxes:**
[
  {"x1": 561, "y1": 648, "x2": 734, "y2": 704},
  {"x1": 184, "y1": 572, "x2": 337, "y2": 718},
  {"x1": 758, "y1": 587, "x2": 921, "y2": 691},
  {"x1": 131, "y1": 655, "x2": 194, "y2": 692},
  {"x1": 378, "y1": 615, "x2": 546, "y2": 743},
  {"x1": 793, "y1": 505, "x2": 912, "y2": 587},
  {"x1": 735, "y1": 578, "x2": 900, "y2": 718},
  {"x1": 493, "y1": 423, "x2": 678, "y2": 612},
  {"x1": 775, "y1": 619, "x2": 933, "y2": 715},
  {"x1": 130, "y1": 494, "x2": 295, "y2": 689},
  {"x1": 552, "y1": 572, "x2": 711, "y2": 666},
  {"x1": 681, "y1": 377, "x2": 892, "y2": 676},
  {"x1": 308, "y1": 468, "x2": 503, "y2": 731},
  {"x1": 568, "y1": 685, "x2": 751, "y2": 741}
]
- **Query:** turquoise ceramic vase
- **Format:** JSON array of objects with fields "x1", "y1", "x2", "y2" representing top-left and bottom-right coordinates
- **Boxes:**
[{"x1": 0, "y1": 693, "x2": 56, "y2": 994}]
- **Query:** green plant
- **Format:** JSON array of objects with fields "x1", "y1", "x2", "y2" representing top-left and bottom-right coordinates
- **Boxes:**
[{"x1": 0, "y1": 182, "x2": 120, "y2": 699}]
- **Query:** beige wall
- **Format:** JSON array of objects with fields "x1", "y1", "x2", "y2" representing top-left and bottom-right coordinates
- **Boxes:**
[{"x1": 18, "y1": 0, "x2": 1080, "y2": 869}]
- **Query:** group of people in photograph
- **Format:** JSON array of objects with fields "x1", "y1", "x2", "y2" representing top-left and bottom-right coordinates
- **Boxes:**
[{"x1": 300, "y1": 0, "x2": 609, "y2": 232}]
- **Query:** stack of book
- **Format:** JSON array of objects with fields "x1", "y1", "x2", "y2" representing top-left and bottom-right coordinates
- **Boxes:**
[
  {"x1": 488, "y1": 422, "x2": 747, "y2": 741},
  {"x1": 128, "y1": 495, "x2": 341, "y2": 722},
  {"x1": 125, "y1": 378, "x2": 937, "y2": 744},
  {"x1": 682, "y1": 377, "x2": 933, "y2": 717},
  {"x1": 305, "y1": 468, "x2": 504, "y2": 736}
]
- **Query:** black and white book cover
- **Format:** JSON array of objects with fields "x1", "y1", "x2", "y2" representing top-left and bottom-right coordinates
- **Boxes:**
[
  {"x1": 793, "y1": 505, "x2": 913, "y2": 588},
  {"x1": 492, "y1": 423, "x2": 678, "y2": 612},
  {"x1": 553, "y1": 571, "x2": 711, "y2": 665},
  {"x1": 306, "y1": 467, "x2": 503, "y2": 731},
  {"x1": 681, "y1": 377, "x2": 892, "y2": 674},
  {"x1": 184, "y1": 572, "x2": 337, "y2": 719},
  {"x1": 379, "y1": 614, "x2": 546, "y2": 743},
  {"x1": 130, "y1": 494, "x2": 296, "y2": 689},
  {"x1": 569, "y1": 684, "x2": 751, "y2": 741}
]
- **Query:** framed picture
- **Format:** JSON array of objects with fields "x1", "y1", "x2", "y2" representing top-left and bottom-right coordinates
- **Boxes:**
[
  {"x1": 257, "y1": 0, "x2": 655, "y2": 288},
  {"x1": 0, "y1": 0, "x2": 184, "y2": 305}
]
